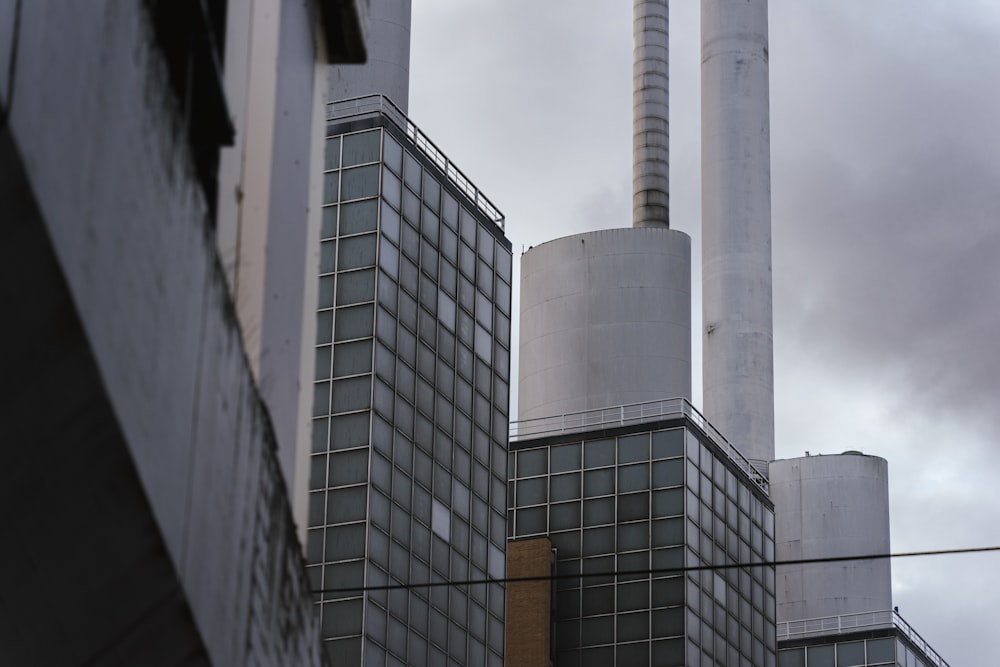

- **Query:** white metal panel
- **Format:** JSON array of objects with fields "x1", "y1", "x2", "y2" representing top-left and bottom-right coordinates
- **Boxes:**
[
  {"x1": 519, "y1": 228, "x2": 691, "y2": 420},
  {"x1": 771, "y1": 454, "x2": 893, "y2": 622}
]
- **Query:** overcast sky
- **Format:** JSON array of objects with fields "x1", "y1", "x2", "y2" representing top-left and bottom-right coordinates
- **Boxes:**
[{"x1": 409, "y1": 2, "x2": 1000, "y2": 663}]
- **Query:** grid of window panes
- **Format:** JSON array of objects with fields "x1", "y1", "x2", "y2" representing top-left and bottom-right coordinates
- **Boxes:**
[
  {"x1": 777, "y1": 636, "x2": 910, "y2": 667},
  {"x1": 309, "y1": 124, "x2": 513, "y2": 667},
  {"x1": 508, "y1": 425, "x2": 775, "y2": 667}
]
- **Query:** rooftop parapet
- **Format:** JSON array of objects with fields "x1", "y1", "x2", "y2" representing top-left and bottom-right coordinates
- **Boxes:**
[
  {"x1": 327, "y1": 94, "x2": 504, "y2": 229},
  {"x1": 777, "y1": 609, "x2": 950, "y2": 667},
  {"x1": 509, "y1": 397, "x2": 769, "y2": 494}
]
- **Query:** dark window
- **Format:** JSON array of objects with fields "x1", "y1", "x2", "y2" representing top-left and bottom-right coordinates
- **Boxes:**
[{"x1": 144, "y1": 0, "x2": 234, "y2": 217}]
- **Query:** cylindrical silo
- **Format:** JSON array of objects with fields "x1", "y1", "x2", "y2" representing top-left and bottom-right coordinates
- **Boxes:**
[
  {"x1": 518, "y1": 228, "x2": 691, "y2": 420},
  {"x1": 701, "y1": 0, "x2": 775, "y2": 469},
  {"x1": 770, "y1": 453, "x2": 893, "y2": 622},
  {"x1": 633, "y1": 0, "x2": 670, "y2": 229},
  {"x1": 328, "y1": 0, "x2": 412, "y2": 112}
]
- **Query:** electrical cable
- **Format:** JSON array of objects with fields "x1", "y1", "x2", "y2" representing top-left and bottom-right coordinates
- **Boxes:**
[{"x1": 311, "y1": 545, "x2": 1000, "y2": 595}]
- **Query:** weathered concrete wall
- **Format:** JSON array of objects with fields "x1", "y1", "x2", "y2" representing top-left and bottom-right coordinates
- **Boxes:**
[
  {"x1": 259, "y1": 0, "x2": 326, "y2": 540},
  {"x1": 0, "y1": 1, "x2": 324, "y2": 664},
  {"x1": 771, "y1": 454, "x2": 893, "y2": 622},
  {"x1": 519, "y1": 228, "x2": 691, "y2": 420}
]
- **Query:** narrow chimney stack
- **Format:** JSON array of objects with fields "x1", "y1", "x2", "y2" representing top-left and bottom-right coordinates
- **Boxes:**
[{"x1": 633, "y1": 0, "x2": 671, "y2": 229}]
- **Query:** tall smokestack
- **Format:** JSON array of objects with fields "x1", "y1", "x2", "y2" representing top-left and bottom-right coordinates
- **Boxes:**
[
  {"x1": 633, "y1": 0, "x2": 670, "y2": 229},
  {"x1": 701, "y1": 0, "x2": 775, "y2": 469}
]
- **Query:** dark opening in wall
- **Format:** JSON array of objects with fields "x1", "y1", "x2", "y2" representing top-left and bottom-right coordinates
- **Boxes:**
[{"x1": 144, "y1": 0, "x2": 234, "y2": 220}]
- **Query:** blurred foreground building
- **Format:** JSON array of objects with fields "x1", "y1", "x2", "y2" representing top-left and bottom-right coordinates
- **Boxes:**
[{"x1": 1, "y1": 1, "x2": 366, "y2": 664}]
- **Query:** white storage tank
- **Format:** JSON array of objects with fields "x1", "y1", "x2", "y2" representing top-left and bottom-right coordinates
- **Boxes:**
[
  {"x1": 770, "y1": 452, "x2": 893, "y2": 622},
  {"x1": 518, "y1": 227, "x2": 691, "y2": 420}
]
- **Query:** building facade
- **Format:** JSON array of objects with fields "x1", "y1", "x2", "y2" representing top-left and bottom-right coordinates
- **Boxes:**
[
  {"x1": 1, "y1": 1, "x2": 364, "y2": 665},
  {"x1": 307, "y1": 96, "x2": 512, "y2": 666},
  {"x1": 776, "y1": 609, "x2": 950, "y2": 667},
  {"x1": 508, "y1": 401, "x2": 776, "y2": 667}
]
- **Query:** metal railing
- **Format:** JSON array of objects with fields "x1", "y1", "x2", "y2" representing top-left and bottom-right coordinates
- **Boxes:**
[
  {"x1": 326, "y1": 95, "x2": 505, "y2": 229},
  {"x1": 777, "y1": 609, "x2": 949, "y2": 667},
  {"x1": 509, "y1": 398, "x2": 769, "y2": 493}
]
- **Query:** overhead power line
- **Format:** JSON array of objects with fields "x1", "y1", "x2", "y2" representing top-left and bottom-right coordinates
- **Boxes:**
[{"x1": 312, "y1": 545, "x2": 1000, "y2": 596}]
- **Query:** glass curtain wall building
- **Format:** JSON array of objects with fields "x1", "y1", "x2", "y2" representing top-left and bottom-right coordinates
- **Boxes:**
[
  {"x1": 776, "y1": 609, "x2": 951, "y2": 667},
  {"x1": 508, "y1": 403, "x2": 777, "y2": 667},
  {"x1": 308, "y1": 95, "x2": 512, "y2": 666}
]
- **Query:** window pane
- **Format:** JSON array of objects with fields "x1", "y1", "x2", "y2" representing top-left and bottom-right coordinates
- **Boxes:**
[
  {"x1": 317, "y1": 276, "x2": 334, "y2": 308},
  {"x1": 653, "y1": 428, "x2": 685, "y2": 459},
  {"x1": 325, "y1": 522, "x2": 366, "y2": 561},
  {"x1": 551, "y1": 472, "x2": 581, "y2": 502},
  {"x1": 329, "y1": 449, "x2": 369, "y2": 488},
  {"x1": 777, "y1": 648, "x2": 805, "y2": 667},
  {"x1": 339, "y1": 234, "x2": 377, "y2": 270},
  {"x1": 330, "y1": 412, "x2": 369, "y2": 450},
  {"x1": 551, "y1": 443, "x2": 581, "y2": 473},
  {"x1": 617, "y1": 492, "x2": 649, "y2": 522},
  {"x1": 836, "y1": 641, "x2": 865, "y2": 667},
  {"x1": 323, "y1": 172, "x2": 339, "y2": 204},
  {"x1": 312, "y1": 382, "x2": 330, "y2": 417},
  {"x1": 516, "y1": 477, "x2": 547, "y2": 506},
  {"x1": 583, "y1": 497, "x2": 614, "y2": 526},
  {"x1": 619, "y1": 463, "x2": 650, "y2": 493},
  {"x1": 652, "y1": 517, "x2": 684, "y2": 547},
  {"x1": 550, "y1": 501, "x2": 581, "y2": 531},
  {"x1": 336, "y1": 269, "x2": 376, "y2": 305},
  {"x1": 342, "y1": 129, "x2": 380, "y2": 166},
  {"x1": 320, "y1": 240, "x2": 337, "y2": 273},
  {"x1": 331, "y1": 376, "x2": 371, "y2": 413},
  {"x1": 584, "y1": 439, "x2": 615, "y2": 468},
  {"x1": 327, "y1": 486, "x2": 367, "y2": 524},
  {"x1": 618, "y1": 522, "x2": 649, "y2": 551},
  {"x1": 807, "y1": 645, "x2": 834, "y2": 667},
  {"x1": 516, "y1": 506, "x2": 547, "y2": 534},
  {"x1": 517, "y1": 448, "x2": 547, "y2": 477},
  {"x1": 582, "y1": 526, "x2": 614, "y2": 556},
  {"x1": 866, "y1": 638, "x2": 894, "y2": 663},
  {"x1": 584, "y1": 468, "x2": 615, "y2": 497},
  {"x1": 324, "y1": 136, "x2": 341, "y2": 169},
  {"x1": 333, "y1": 340, "x2": 373, "y2": 377},
  {"x1": 340, "y1": 199, "x2": 378, "y2": 235},
  {"x1": 403, "y1": 151, "x2": 421, "y2": 192},
  {"x1": 653, "y1": 458, "x2": 685, "y2": 488},
  {"x1": 334, "y1": 304, "x2": 374, "y2": 341},
  {"x1": 653, "y1": 489, "x2": 684, "y2": 517},
  {"x1": 619, "y1": 433, "x2": 649, "y2": 463},
  {"x1": 315, "y1": 345, "x2": 332, "y2": 380},
  {"x1": 341, "y1": 165, "x2": 380, "y2": 200}
]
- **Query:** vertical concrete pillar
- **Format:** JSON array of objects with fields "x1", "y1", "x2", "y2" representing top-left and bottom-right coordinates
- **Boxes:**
[{"x1": 701, "y1": 0, "x2": 775, "y2": 468}]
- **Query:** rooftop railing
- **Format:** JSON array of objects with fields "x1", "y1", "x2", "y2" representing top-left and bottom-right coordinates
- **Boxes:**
[
  {"x1": 509, "y1": 398, "x2": 769, "y2": 494},
  {"x1": 327, "y1": 95, "x2": 505, "y2": 229},
  {"x1": 776, "y1": 609, "x2": 949, "y2": 667}
]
